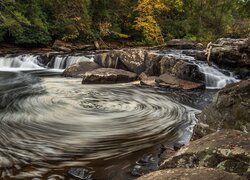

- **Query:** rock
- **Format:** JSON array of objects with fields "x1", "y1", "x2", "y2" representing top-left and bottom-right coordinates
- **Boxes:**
[
  {"x1": 137, "y1": 167, "x2": 246, "y2": 180},
  {"x1": 118, "y1": 49, "x2": 146, "y2": 74},
  {"x1": 156, "y1": 73, "x2": 205, "y2": 90},
  {"x1": 94, "y1": 49, "x2": 146, "y2": 74},
  {"x1": 197, "y1": 79, "x2": 250, "y2": 136},
  {"x1": 166, "y1": 39, "x2": 204, "y2": 49},
  {"x1": 209, "y1": 38, "x2": 250, "y2": 67},
  {"x1": 67, "y1": 168, "x2": 92, "y2": 180},
  {"x1": 63, "y1": 61, "x2": 101, "y2": 78},
  {"x1": 160, "y1": 56, "x2": 205, "y2": 83},
  {"x1": 160, "y1": 130, "x2": 250, "y2": 178},
  {"x1": 82, "y1": 68, "x2": 138, "y2": 84},
  {"x1": 171, "y1": 61, "x2": 204, "y2": 83},
  {"x1": 140, "y1": 73, "x2": 158, "y2": 87},
  {"x1": 52, "y1": 40, "x2": 73, "y2": 52},
  {"x1": 182, "y1": 50, "x2": 207, "y2": 61},
  {"x1": 144, "y1": 52, "x2": 163, "y2": 76},
  {"x1": 234, "y1": 67, "x2": 250, "y2": 80},
  {"x1": 215, "y1": 38, "x2": 249, "y2": 47}
]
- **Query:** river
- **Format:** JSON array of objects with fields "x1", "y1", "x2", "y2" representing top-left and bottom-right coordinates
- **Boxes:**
[{"x1": 0, "y1": 50, "x2": 238, "y2": 179}]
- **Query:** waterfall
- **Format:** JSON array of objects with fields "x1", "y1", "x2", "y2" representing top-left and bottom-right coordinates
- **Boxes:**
[
  {"x1": 162, "y1": 50, "x2": 239, "y2": 89},
  {"x1": 198, "y1": 64, "x2": 239, "y2": 89},
  {"x1": 0, "y1": 54, "x2": 43, "y2": 69},
  {"x1": 0, "y1": 54, "x2": 94, "y2": 70},
  {"x1": 52, "y1": 55, "x2": 93, "y2": 69}
]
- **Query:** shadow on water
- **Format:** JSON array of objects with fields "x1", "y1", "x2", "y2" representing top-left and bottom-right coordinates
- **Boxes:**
[{"x1": 0, "y1": 71, "x2": 215, "y2": 180}]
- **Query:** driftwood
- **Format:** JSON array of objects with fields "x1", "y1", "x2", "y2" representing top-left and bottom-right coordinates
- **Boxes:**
[{"x1": 205, "y1": 42, "x2": 212, "y2": 66}]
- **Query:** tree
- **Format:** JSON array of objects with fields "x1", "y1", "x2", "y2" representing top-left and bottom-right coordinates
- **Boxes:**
[
  {"x1": 133, "y1": 0, "x2": 167, "y2": 44},
  {"x1": 0, "y1": 0, "x2": 51, "y2": 45}
]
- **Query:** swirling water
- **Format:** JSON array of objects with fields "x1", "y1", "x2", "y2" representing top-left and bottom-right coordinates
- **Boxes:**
[
  {"x1": 0, "y1": 51, "x2": 233, "y2": 179},
  {"x1": 0, "y1": 71, "x2": 203, "y2": 179}
]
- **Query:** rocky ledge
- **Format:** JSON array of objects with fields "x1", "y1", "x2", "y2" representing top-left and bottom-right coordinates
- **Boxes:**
[
  {"x1": 136, "y1": 78, "x2": 250, "y2": 180},
  {"x1": 160, "y1": 130, "x2": 250, "y2": 178},
  {"x1": 194, "y1": 79, "x2": 250, "y2": 139},
  {"x1": 138, "y1": 167, "x2": 246, "y2": 180}
]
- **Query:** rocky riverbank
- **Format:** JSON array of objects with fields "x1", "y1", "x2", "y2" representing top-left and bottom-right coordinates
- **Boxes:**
[{"x1": 137, "y1": 78, "x2": 250, "y2": 180}]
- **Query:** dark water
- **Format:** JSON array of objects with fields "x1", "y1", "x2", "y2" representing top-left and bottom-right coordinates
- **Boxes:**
[{"x1": 0, "y1": 71, "x2": 215, "y2": 179}]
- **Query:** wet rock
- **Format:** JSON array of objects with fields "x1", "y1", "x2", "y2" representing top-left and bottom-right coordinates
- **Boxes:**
[
  {"x1": 171, "y1": 61, "x2": 204, "y2": 83},
  {"x1": 82, "y1": 68, "x2": 137, "y2": 84},
  {"x1": 144, "y1": 52, "x2": 163, "y2": 76},
  {"x1": 131, "y1": 154, "x2": 158, "y2": 177},
  {"x1": 67, "y1": 168, "x2": 92, "y2": 180},
  {"x1": 137, "y1": 167, "x2": 246, "y2": 180},
  {"x1": 160, "y1": 56, "x2": 205, "y2": 83},
  {"x1": 160, "y1": 130, "x2": 250, "y2": 178},
  {"x1": 166, "y1": 39, "x2": 204, "y2": 49},
  {"x1": 156, "y1": 73, "x2": 205, "y2": 90},
  {"x1": 233, "y1": 67, "x2": 250, "y2": 80},
  {"x1": 38, "y1": 52, "x2": 58, "y2": 66},
  {"x1": 63, "y1": 61, "x2": 101, "y2": 78},
  {"x1": 197, "y1": 79, "x2": 250, "y2": 136}
]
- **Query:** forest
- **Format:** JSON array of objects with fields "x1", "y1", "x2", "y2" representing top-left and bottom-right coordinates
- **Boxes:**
[{"x1": 0, "y1": 0, "x2": 249, "y2": 46}]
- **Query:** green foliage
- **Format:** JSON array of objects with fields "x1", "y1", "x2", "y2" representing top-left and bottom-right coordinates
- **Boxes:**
[{"x1": 0, "y1": 0, "x2": 249, "y2": 46}]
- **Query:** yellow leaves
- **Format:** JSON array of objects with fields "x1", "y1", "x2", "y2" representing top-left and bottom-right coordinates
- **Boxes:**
[
  {"x1": 133, "y1": 0, "x2": 167, "y2": 44},
  {"x1": 99, "y1": 22, "x2": 111, "y2": 37},
  {"x1": 134, "y1": 15, "x2": 164, "y2": 44},
  {"x1": 134, "y1": 0, "x2": 169, "y2": 15},
  {"x1": 72, "y1": 17, "x2": 81, "y2": 21}
]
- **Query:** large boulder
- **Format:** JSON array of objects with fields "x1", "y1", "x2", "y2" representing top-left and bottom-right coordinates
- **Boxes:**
[
  {"x1": 63, "y1": 61, "x2": 101, "y2": 78},
  {"x1": 196, "y1": 79, "x2": 250, "y2": 138},
  {"x1": 137, "y1": 167, "x2": 246, "y2": 180},
  {"x1": 119, "y1": 49, "x2": 146, "y2": 74},
  {"x1": 160, "y1": 130, "x2": 250, "y2": 178},
  {"x1": 156, "y1": 73, "x2": 205, "y2": 90},
  {"x1": 209, "y1": 38, "x2": 250, "y2": 67},
  {"x1": 82, "y1": 68, "x2": 137, "y2": 84},
  {"x1": 94, "y1": 49, "x2": 146, "y2": 74},
  {"x1": 160, "y1": 56, "x2": 205, "y2": 83}
]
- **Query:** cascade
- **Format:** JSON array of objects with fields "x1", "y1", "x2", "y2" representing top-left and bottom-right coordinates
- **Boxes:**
[{"x1": 163, "y1": 50, "x2": 239, "y2": 89}]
